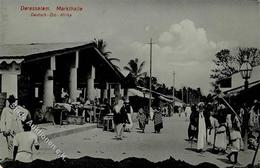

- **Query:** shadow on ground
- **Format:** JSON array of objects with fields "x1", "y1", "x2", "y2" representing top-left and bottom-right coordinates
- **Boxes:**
[
  {"x1": 0, "y1": 156, "x2": 220, "y2": 168},
  {"x1": 185, "y1": 147, "x2": 199, "y2": 153},
  {"x1": 217, "y1": 158, "x2": 232, "y2": 165}
]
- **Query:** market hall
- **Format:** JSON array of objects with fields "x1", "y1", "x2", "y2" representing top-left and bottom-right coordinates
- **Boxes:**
[{"x1": 0, "y1": 42, "x2": 126, "y2": 121}]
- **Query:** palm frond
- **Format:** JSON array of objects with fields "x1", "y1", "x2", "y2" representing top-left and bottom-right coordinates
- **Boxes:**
[
  {"x1": 123, "y1": 66, "x2": 133, "y2": 72},
  {"x1": 137, "y1": 61, "x2": 145, "y2": 73},
  {"x1": 109, "y1": 58, "x2": 120, "y2": 62},
  {"x1": 112, "y1": 64, "x2": 120, "y2": 70}
]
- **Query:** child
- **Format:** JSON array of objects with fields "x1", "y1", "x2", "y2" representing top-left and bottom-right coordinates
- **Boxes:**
[
  {"x1": 226, "y1": 125, "x2": 242, "y2": 164},
  {"x1": 13, "y1": 121, "x2": 39, "y2": 162}
]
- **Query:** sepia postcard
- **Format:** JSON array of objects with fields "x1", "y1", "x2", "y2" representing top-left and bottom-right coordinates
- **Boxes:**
[{"x1": 0, "y1": 0, "x2": 260, "y2": 168}]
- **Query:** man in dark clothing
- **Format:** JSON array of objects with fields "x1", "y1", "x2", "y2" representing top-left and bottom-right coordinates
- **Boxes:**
[{"x1": 188, "y1": 104, "x2": 199, "y2": 140}]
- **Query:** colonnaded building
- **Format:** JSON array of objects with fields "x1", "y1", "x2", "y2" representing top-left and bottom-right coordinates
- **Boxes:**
[{"x1": 0, "y1": 42, "x2": 127, "y2": 114}]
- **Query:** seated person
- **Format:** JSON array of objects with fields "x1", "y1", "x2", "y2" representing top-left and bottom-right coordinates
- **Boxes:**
[
  {"x1": 77, "y1": 93, "x2": 85, "y2": 104},
  {"x1": 34, "y1": 101, "x2": 44, "y2": 124}
]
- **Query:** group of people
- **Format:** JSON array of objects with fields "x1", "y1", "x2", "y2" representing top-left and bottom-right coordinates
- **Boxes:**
[
  {"x1": 0, "y1": 95, "x2": 39, "y2": 163},
  {"x1": 136, "y1": 106, "x2": 163, "y2": 133},
  {"x1": 112, "y1": 96, "x2": 164, "y2": 139},
  {"x1": 188, "y1": 99, "x2": 260, "y2": 165}
]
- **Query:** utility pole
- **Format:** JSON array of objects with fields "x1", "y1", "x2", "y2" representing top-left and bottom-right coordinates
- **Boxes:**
[
  {"x1": 172, "y1": 70, "x2": 175, "y2": 114},
  {"x1": 149, "y1": 38, "x2": 153, "y2": 115}
]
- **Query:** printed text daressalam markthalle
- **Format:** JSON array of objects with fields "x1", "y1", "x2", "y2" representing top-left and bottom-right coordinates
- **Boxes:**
[{"x1": 20, "y1": 5, "x2": 84, "y2": 17}]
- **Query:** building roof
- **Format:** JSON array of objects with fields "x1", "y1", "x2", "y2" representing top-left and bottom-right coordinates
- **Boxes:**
[
  {"x1": 0, "y1": 42, "x2": 90, "y2": 58},
  {"x1": 0, "y1": 42, "x2": 126, "y2": 85}
]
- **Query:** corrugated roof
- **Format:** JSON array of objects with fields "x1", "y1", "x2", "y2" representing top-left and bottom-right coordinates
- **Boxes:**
[{"x1": 0, "y1": 42, "x2": 90, "y2": 58}]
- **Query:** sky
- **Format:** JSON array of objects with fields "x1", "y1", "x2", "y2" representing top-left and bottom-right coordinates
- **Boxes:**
[{"x1": 0, "y1": 0, "x2": 259, "y2": 94}]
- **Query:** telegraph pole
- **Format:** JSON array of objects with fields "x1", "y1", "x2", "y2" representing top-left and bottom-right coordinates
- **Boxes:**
[
  {"x1": 172, "y1": 70, "x2": 175, "y2": 114},
  {"x1": 149, "y1": 38, "x2": 153, "y2": 115}
]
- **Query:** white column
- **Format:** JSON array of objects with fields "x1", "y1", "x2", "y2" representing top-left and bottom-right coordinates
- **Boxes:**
[
  {"x1": 86, "y1": 66, "x2": 95, "y2": 101},
  {"x1": 69, "y1": 67, "x2": 77, "y2": 102},
  {"x1": 43, "y1": 69, "x2": 54, "y2": 109},
  {"x1": 69, "y1": 51, "x2": 79, "y2": 102},
  {"x1": 114, "y1": 84, "x2": 121, "y2": 104},
  {"x1": 1, "y1": 74, "x2": 18, "y2": 98},
  {"x1": 43, "y1": 57, "x2": 55, "y2": 109},
  {"x1": 107, "y1": 84, "x2": 111, "y2": 104},
  {"x1": 100, "y1": 83, "x2": 108, "y2": 102}
]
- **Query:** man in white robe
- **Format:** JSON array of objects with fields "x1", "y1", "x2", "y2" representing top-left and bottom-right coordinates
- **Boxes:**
[
  {"x1": 197, "y1": 102, "x2": 207, "y2": 152},
  {"x1": 0, "y1": 95, "x2": 30, "y2": 159}
]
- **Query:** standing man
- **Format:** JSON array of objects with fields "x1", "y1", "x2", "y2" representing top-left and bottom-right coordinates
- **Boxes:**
[
  {"x1": 0, "y1": 95, "x2": 30, "y2": 160},
  {"x1": 197, "y1": 102, "x2": 207, "y2": 153},
  {"x1": 123, "y1": 99, "x2": 133, "y2": 132},
  {"x1": 113, "y1": 99, "x2": 124, "y2": 140}
]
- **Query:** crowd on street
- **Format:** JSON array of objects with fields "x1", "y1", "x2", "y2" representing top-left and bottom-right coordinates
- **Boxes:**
[
  {"x1": 186, "y1": 98, "x2": 260, "y2": 165},
  {"x1": 2, "y1": 91, "x2": 259, "y2": 166},
  {"x1": 0, "y1": 94, "x2": 165, "y2": 163}
]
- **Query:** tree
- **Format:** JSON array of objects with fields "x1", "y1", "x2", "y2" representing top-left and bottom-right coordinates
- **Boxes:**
[
  {"x1": 92, "y1": 38, "x2": 120, "y2": 68},
  {"x1": 210, "y1": 47, "x2": 260, "y2": 81},
  {"x1": 210, "y1": 49, "x2": 236, "y2": 80},
  {"x1": 124, "y1": 58, "x2": 146, "y2": 84}
]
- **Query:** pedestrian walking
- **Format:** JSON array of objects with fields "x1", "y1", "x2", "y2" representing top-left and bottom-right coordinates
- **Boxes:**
[
  {"x1": 178, "y1": 106, "x2": 183, "y2": 118},
  {"x1": 137, "y1": 108, "x2": 147, "y2": 133},
  {"x1": 207, "y1": 111, "x2": 219, "y2": 146},
  {"x1": 197, "y1": 102, "x2": 207, "y2": 153},
  {"x1": 214, "y1": 104, "x2": 228, "y2": 154},
  {"x1": 0, "y1": 95, "x2": 30, "y2": 159},
  {"x1": 188, "y1": 104, "x2": 199, "y2": 141},
  {"x1": 13, "y1": 121, "x2": 39, "y2": 162},
  {"x1": 123, "y1": 99, "x2": 134, "y2": 132},
  {"x1": 184, "y1": 105, "x2": 192, "y2": 121},
  {"x1": 226, "y1": 125, "x2": 242, "y2": 165},
  {"x1": 113, "y1": 99, "x2": 124, "y2": 140},
  {"x1": 153, "y1": 107, "x2": 163, "y2": 133}
]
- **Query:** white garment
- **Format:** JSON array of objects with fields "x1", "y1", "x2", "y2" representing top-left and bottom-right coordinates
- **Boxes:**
[
  {"x1": 0, "y1": 106, "x2": 27, "y2": 134},
  {"x1": 13, "y1": 131, "x2": 39, "y2": 163},
  {"x1": 185, "y1": 107, "x2": 192, "y2": 117},
  {"x1": 207, "y1": 116, "x2": 219, "y2": 145},
  {"x1": 149, "y1": 107, "x2": 154, "y2": 120},
  {"x1": 226, "y1": 114, "x2": 232, "y2": 130},
  {"x1": 215, "y1": 125, "x2": 227, "y2": 150},
  {"x1": 230, "y1": 130, "x2": 242, "y2": 152},
  {"x1": 126, "y1": 113, "x2": 133, "y2": 130},
  {"x1": 197, "y1": 112, "x2": 206, "y2": 150}
]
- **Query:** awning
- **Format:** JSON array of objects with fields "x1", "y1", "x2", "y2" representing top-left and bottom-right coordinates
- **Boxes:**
[
  {"x1": 159, "y1": 95, "x2": 172, "y2": 102},
  {"x1": 159, "y1": 95, "x2": 184, "y2": 106},
  {"x1": 128, "y1": 88, "x2": 153, "y2": 99},
  {"x1": 0, "y1": 58, "x2": 24, "y2": 64}
]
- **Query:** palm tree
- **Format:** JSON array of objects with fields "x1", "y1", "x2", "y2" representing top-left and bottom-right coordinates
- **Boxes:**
[
  {"x1": 92, "y1": 38, "x2": 120, "y2": 64},
  {"x1": 124, "y1": 58, "x2": 146, "y2": 83}
]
